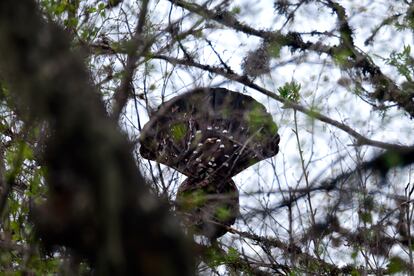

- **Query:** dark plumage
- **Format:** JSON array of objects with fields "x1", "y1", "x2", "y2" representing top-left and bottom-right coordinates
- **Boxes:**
[
  {"x1": 140, "y1": 87, "x2": 280, "y2": 179},
  {"x1": 176, "y1": 178, "x2": 239, "y2": 239},
  {"x1": 139, "y1": 87, "x2": 280, "y2": 238}
]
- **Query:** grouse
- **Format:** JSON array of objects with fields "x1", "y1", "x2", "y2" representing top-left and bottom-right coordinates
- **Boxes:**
[{"x1": 139, "y1": 87, "x2": 280, "y2": 239}]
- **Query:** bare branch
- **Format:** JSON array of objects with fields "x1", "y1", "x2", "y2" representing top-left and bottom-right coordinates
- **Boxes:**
[
  {"x1": 153, "y1": 54, "x2": 412, "y2": 152},
  {"x1": 169, "y1": 0, "x2": 414, "y2": 117},
  {"x1": 111, "y1": 0, "x2": 150, "y2": 120}
]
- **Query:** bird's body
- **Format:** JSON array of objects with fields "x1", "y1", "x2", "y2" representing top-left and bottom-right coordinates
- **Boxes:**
[
  {"x1": 140, "y1": 87, "x2": 280, "y2": 179},
  {"x1": 139, "y1": 87, "x2": 280, "y2": 238},
  {"x1": 176, "y1": 178, "x2": 239, "y2": 239}
]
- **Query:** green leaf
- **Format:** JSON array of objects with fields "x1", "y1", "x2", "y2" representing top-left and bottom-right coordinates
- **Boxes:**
[
  {"x1": 359, "y1": 211, "x2": 372, "y2": 224},
  {"x1": 98, "y1": 2, "x2": 106, "y2": 11},
  {"x1": 351, "y1": 250, "x2": 358, "y2": 260},
  {"x1": 226, "y1": 247, "x2": 240, "y2": 262},
  {"x1": 86, "y1": 6, "x2": 97, "y2": 13},
  {"x1": 231, "y1": 6, "x2": 241, "y2": 15},
  {"x1": 64, "y1": 17, "x2": 79, "y2": 28},
  {"x1": 278, "y1": 81, "x2": 301, "y2": 102},
  {"x1": 205, "y1": 247, "x2": 224, "y2": 267},
  {"x1": 388, "y1": 256, "x2": 406, "y2": 274},
  {"x1": 385, "y1": 45, "x2": 413, "y2": 82},
  {"x1": 350, "y1": 268, "x2": 360, "y2": 276},
  {"x1": 54, "y1": 3, "x2": 67, "y2": 15},
  {"x1": 362, "y1": 196, "x2": 375, "y2": 211}
]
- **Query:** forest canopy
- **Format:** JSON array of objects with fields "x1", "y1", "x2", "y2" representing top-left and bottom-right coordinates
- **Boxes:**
[{"x1": 0, "y1": 0, "x2": 414, "y2": 275}]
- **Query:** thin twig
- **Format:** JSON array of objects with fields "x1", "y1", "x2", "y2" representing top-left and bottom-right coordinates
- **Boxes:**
[{"x1": 153, "y1": 54, "x2": 412, "y2": 152}]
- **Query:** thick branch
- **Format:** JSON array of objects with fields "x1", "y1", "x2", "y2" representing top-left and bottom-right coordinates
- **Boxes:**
[{"x1": 0, "y1": 0, "x2": 193, "y2": 274}]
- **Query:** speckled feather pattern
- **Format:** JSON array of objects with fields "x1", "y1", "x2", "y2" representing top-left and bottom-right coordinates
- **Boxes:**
[{"x1": 139, "y1": 87, "x2": 280, "y2": 238}]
